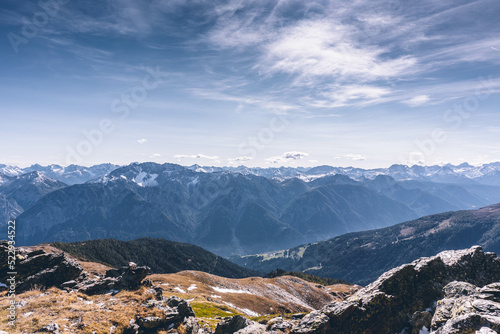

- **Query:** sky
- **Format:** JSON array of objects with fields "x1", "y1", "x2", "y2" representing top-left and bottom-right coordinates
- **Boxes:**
[{"x1": 1, "y1": 0, "x2": 500, "y2": 168}]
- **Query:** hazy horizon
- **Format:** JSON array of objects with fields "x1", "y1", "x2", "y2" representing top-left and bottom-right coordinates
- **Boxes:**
[{"x1": 2, "y1": 159, "x2": 499, "y2": 170}]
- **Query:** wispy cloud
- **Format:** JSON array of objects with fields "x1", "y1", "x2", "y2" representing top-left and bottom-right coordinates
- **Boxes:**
[
  {"x1": 404, "y1": 95, "x2": 431, "y2": 107},
  {"x1": 174, "y1": 154, "x2": 220, "y2": 160},
  {"x1": 137, "y1": 139, "x2": 148, "y2": 144},
  {"x1": 336, "y1": 154, "x2": 367, "y2": 161},
  {"x1": 227, "y1": 156, "x2": 253, "y2": 162},
  {"x1": 259, "y1": 19, "x2": 417, "y2": 84},
  {"x1": 266, "y1": 151, "x2": 309, "y2": 164},
  {"x1": 311, "y1": 85, "x2": 392, "y2": 108},
  {"x1": 187, "y1": 88, "x2": 297, "y2": 114},
  {"x1": 196, "y1": 0, "x2": 500, "y2": 110}
]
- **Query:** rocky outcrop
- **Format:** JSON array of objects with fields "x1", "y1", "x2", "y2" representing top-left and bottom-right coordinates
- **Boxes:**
[
  {"x1": 214, "y1": 315, "x2": 267, "y2": 334},
  {"x1": 0, "y1": 241, "x2": 151, "y2": 295},
  {"x1": 73, "y1": 264, "x2": 151, "y2": 295},
  {"x1": 287, "y1": 246, "x2": 500, "y2": 334},
  {"x1": 215, "y1": 315, "x2": 251, "y2": 334},
  {"x1": 431, "y1": 281, "x2": 500, "y2": 333},
  {"x1": 105, "y1": 264, "x2": 150, "y2": 289},
  {"x1": 0, "y1": 241, "x2": 83, "y2": 292},
  {"x1": 125, "y1": 296, "x2": 204, "y2": 333}
]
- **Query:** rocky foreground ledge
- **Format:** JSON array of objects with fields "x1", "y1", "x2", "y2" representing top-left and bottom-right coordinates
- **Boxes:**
[
  {"x1": 288, "y1": 246, "x2": 500, "y2": 334},
  {"x1": 1, "y1": 243, "x2": 499, "y2": 333}
]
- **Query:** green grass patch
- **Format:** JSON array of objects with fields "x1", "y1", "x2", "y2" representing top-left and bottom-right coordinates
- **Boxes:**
[{"x1": 191, "y1": 301, "x2": 240, "y2": 319}]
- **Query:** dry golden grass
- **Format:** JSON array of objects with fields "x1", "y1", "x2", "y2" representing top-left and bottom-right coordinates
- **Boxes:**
[
  {"x1": 0, "y1": 285, "x2": 162, "y2": 333},
  {"x1": 0, "y1": 268, "x2": 358, "y2": 333}
]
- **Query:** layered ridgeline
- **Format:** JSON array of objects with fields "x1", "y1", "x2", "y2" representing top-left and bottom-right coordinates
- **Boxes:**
[
  {"x1": 235, "y1": 203, "x2": 500, "y2": 285},
  {"x1": 0, "y1": 163, "x2": 119, "y2": 185},
  {"x1": 192, "y1": 161, "x2": 500, "y2": 185},
  {"x1": 0, "y1": 171, "x2": 66, "y2": 230},
  {"x1": 15, "y1": 163, "x2": 415, "y2": 255},
  {"x1": 8, "y1": 162, "x2": 500, "y2": 256},
  {"x1": 4, "y1": 161, "x2": 500, "y2": 185},
  {"x1": 51, "y1": 238, "x2": 257, "y2": 278}
]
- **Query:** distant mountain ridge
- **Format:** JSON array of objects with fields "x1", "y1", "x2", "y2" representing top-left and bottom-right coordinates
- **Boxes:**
[
  {"x1": 234, "y1": 203, "x2": 500, "y2": 285},
  {"x1": 3, "y1": 161, "x2": 500, "y2": 257},
  {"x1": 0, "y1": 163, "x2": 119, "y2": 185},
  {"x1": 3, "y1": 161, "x2": 500, "y2": 185},
  {"x1": 0, "y1": 171, "x2": 67, "y2": 232},
  {"x1": 191, "y1": 161, "x2": 500, "y2": 185},
  {"x1": 15, "y1": 163, "x2": 418, "y2": 255}
]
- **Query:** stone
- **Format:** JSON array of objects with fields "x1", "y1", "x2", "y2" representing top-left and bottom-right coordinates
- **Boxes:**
[
  {"x1": 38, "y1": 323, "x2": 60, "y2": 333},
  {"x1": 267, "y1": 317, "x2": 295, "y2": 332},
  {"x1": 122, "y1": 322, "x2": 139, "y2": 334},
  {"x1": 166, "y1": 295, "x2": 195, "y2": 318},
  {"x1": 105, "y1": 265, "x2": 150, "y2": 290},
  {"x1": 76, "y1": 277, "x2": 119, "y2": 295},
  {"x1": 215, "y1": 315, "x2": 252, "y2": 334},
  {"x1": 60, "y1": 280, "x2": 78, "y2": 288},
  {"x1": 142, "y1": 278, "x2": 153, "y2": 287},
  {"x1": 431, "y1": 281, "x2": 500, "y2": 333},
  {"x1": 75, "y1": 264, "x2": 150, "y2": 295},
  {"x1": 235, "y1": 322, "x2": 267, "y2": 333},
  {"x1": 130, "y1": 297, "x2": 200, "y2": 333},
  {"x1": 183, "y1": 316, "x2": 201, "y2": 334},
  {"x1": 153, "y1": 286, "x2": 163, "y2": 300},
  {"x1": 411, "y1": 311, "x2": 432, "y2": 334},
  {"x1": 291, "y1": 310, "x2": 330, "y2": 334},
  {"x1": 136, "y1": 316, "x2": 164, "y2": 329}
]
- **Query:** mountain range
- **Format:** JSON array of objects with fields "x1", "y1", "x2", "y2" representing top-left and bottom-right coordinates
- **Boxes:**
[
  {"x1": 3, "y1": 161, "x2": 500, "y2": 256},
  {"x1": 234, "y1": 203, "x2": 500, "y2": 285},
  {"x1": 4, "y1": 161, "x2": 500, "y2": 184},
  {"x1": 0, "y1": 163, "x2": 119, "y2": 185},
  {"x1": 189, "y1": 161, "x2": 500, "y2": 185}
]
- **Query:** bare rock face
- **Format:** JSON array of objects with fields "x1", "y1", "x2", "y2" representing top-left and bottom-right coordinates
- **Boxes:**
[
  {"x1": 0, "y1": 241, "x2": 83, "y2": 292},
  {"x1": 234, "y1": 322, "x2": 267, "y2": 334},
  {"x1": 431, "y1": 281, "x2": 500, "y2": 333},
  {"x1": 215, "y1": 315, "x2": 252, "y2": 334},
  {"x1": 0, "y1": 241, "x2": 152, "y2": 295},
  {"x1": 73, "y1": 263, "x2": 151, "y2": 295},
  {"x1": 127, "y1": 296, "x2": 202, "y2": 333},
  {"x1": 290, "y1": 246, "x2": 500, "y2": 334},
  {"x1": 105, "y1": 264, "x2": 150, "y2": 290}
]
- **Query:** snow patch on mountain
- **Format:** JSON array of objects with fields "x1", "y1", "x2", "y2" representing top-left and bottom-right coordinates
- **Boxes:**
[
  {"x1": 133, "y1": 171, "x2": 158, "y2": 187},
  {"x1": 222, "y1": 301, "x2": 260, "y2": 317},
  {"x1": 212, "y1": 286, "x2": 253, "y2": 294},
  {"x1": 0, "y1": 165, "x2": 23, "y2": 176},
  {"x1": 188, "y1": 177, "x2": 199, "y2": 186}
]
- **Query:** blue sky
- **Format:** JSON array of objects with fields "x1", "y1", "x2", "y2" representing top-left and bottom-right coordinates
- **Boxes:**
[{"x1": 1, "y1": 0, "x2": 500, "y2": 168}]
